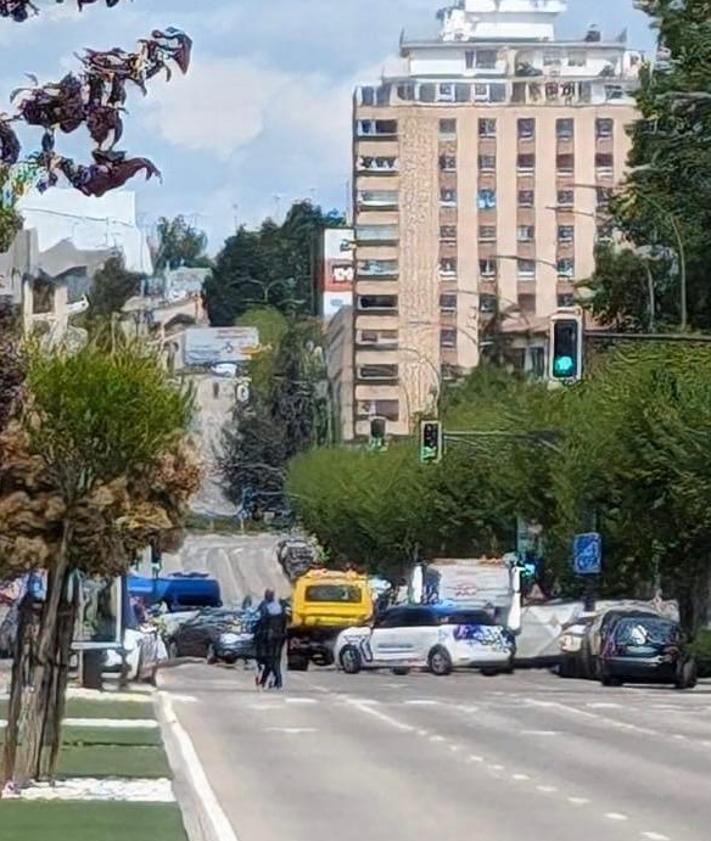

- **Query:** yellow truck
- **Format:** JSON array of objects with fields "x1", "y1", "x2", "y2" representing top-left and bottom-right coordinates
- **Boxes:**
[{"x1": 287, "y1": 569, "x2": 373, "y2": 671}]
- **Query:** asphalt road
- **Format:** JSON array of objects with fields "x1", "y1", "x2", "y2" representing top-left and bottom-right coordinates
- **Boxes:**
[
  {"x1": 155, "y1": 533, "x2": 291, "y2": 606},
  {"x1": 161, "y1": 664, "x2": 711, "y2": 841}
]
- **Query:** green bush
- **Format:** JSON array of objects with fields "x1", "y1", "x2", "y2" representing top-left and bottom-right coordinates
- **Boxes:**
[{"x1": 691, "y1": 629, "x2": 711, "y2": 678}]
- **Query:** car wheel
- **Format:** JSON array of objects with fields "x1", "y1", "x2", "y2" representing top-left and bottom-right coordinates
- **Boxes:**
[
  {"x1": 675, "y1": 658, "x2": 698, "y2": 690},
  {"x1": 601, "y1": 674, "x2": 622, "y2": 687},
  {"x1": 392, "y1": 667, "x2": 410, "y2": 676},
  {"x1": 287, "y1": 654, "x2": 310, "y2": 672},
  {"x1": 481, "y1": 668, "x2": 500, "y2": 677},
  {"x1": 428, "y1": 646, "x2": 453, "y2": 677},
  {"x1": 206, "y1": 645, "x2": 217, "y2": 665},
  {"x1": 339, "y1": 645, "x2": 362, "y2": 675}
]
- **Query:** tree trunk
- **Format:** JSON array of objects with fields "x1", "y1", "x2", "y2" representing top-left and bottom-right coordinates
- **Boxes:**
[
  {"x1": 10, "y1": 526, "x2": 72, "y2": 788},
  {"x1": 38, "y1": 596, "x2": 77, "y2": 780},
  {"x1": 2, "y1": 595, "x2": 41, "y2": 788}
]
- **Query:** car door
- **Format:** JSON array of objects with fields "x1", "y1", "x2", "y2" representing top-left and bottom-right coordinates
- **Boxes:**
[{"x1": 370, "y1": 608, "x2": 417, "y2": 665}]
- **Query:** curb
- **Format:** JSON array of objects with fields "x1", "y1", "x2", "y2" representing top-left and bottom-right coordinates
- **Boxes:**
[{"x1": 154, "y1": 678, "x2": 240, "y2": 841}]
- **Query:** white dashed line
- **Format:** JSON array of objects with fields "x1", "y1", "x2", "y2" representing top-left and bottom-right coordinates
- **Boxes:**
[
  {"x1": 429, "y1": 735, "x2": 445, "y2": 743},
  {"x1": 417, "y1": 729, "x2": 429, "y2": 737},
  {"x1": 537, "y1": 785, "x2": 558, "y2": 793},
  {"x1": 405, "y1": 699, "x2": 440, "y2": 706},
  {"x1": 605, "y1": 813, "x2": 628, "y2": 822},
  {"x1": 568, "y1": 797, "x2": 589, "y2": 806},
  {"x1": 285, "y1": 698, "x2": 318, "y2": 705},
  {"x1": 641, "y1": 833, "x2": 670, "y2": 841},
  {"x1": 468, "y1": 755, "x2": 484, "y2": 763},
  {"x1": 522, "y1": 729, "x2": 560, "y2": 736},
  {"x1": 512, "y1": 773, "x2": 530, "y2": 781},
  {"x1": 490, "y1": 764, "x2": 505, "y2": 771},
  {"x1": 448, "y1": 744, "x2": 461, "y2": 752}
]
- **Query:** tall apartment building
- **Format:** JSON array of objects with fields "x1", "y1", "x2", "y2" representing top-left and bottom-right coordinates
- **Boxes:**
[{"x1": 351, "y1": 0, "x2": 642, "y2": 438}]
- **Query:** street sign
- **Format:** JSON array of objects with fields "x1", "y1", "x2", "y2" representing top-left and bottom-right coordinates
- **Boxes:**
[{"x1": 572, "y1": 532, "x2": 602, "y2": 575}]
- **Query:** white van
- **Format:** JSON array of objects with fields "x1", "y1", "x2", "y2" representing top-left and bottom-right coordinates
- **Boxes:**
[{"x1": 334, "y1": 605, "x2": 516, "y2": 677}]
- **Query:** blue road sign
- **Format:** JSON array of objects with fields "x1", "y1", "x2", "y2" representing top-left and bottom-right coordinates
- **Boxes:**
[{"x1": 572, "y1": 532, "x2": 602, "y2": 576}]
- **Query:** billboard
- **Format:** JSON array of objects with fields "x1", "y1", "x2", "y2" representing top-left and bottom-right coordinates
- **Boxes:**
[{"x1": 184, "y1": 327, "x2": 260, "y2": 366}]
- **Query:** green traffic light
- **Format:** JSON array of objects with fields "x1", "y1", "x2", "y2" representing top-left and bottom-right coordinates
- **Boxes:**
[{"x1": 553, "y1": 355, "x2": 575, "y2": 377}]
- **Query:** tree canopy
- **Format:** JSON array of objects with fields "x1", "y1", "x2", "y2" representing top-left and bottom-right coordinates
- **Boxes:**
[
  {"x1": 204, "y1": 201, "x2": 345, "y2": 326},
  {"x1": 586, "y1": 0, "x2": 711, "y2": 330},
  {"x1": 153, "y1": 215, "x2": 210, "y2": 272}
]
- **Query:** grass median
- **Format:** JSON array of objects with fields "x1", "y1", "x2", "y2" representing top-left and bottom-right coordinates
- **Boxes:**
[{"x1": 0, "y1": 802, "x2": 188, "y2": 841}]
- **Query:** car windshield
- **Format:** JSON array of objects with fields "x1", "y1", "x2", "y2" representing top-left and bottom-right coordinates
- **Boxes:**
[
  {"x1": 305, "y1": 585, "x2": 362, "y2": 603},
  {"x1": 615, "y1": 618, "x2": 678, "y2": 646},
  {"x1": 440, "y1": 610, "x2": 496, "y2": 626}
]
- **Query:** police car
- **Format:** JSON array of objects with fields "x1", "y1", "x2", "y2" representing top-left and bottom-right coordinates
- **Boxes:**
[{"x1": 334, "y1": 604, "x2": 516, "y2": 677}]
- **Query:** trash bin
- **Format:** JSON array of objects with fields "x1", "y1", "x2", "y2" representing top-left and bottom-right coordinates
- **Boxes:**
[{"x1": 82, "y1": 650, "x2": 103, "y2": 690}]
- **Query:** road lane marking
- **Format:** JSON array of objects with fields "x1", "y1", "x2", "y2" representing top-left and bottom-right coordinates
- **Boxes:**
[
  {"x1": 568, "y1": 797, "x2": 589, "y2": 805},
  {"x1": 642, "y1": 833, "x2": 670, "y2": 841},
  {"x1": 512, "y1": 773, "x2": 530, "y2": 781},
  {"x1": 285, "y1": 698, "x2": 318, "y2": 705},
  {"x1": 346, "y1": 699, "x2": 416, "y2": 733},
  {"x1": 429, "y1": 735, "x2": 445, "y2": 743},
  {"x1": 586, "y1": 702, "x2": 621, "y2": 709},
  {"x1": 265, "y1": 727, "x2": 317, "y2": 734},
  {"x1": 521, "y1": 730, "x2": 560, "y2": 736},
  {"x1": 405, "y1": 699, "x2": 440, "y2": 706},
  {"x1": 605, "y1": 813, "x2": 629, "y2": 821},
  {"x1": 468, "y1": 755, "x2": 484, "y2": 763},
  {"x1": 537, "y1": 785, "x2": 558, "y2": 793}
]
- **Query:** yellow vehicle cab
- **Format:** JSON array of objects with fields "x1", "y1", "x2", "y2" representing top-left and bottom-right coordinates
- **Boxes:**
[{"x1": 288, "y1": 569, "x2": 373, "y2": 671}]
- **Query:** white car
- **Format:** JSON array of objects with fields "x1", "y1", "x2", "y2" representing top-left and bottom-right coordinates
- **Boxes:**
[{"x1": 334, "y1": 605, "x2": 516, "y2": 677}]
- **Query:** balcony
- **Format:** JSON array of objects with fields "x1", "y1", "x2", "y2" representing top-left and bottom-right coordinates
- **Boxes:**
[
  {"x1": 355, "y1": 225, "x2": 399, "y2": 246},
  {"x1": 357, "y1": 120, "x2": 398, "y2": 139},
  {"x1": 357, "y1": 259, "x2": 398, "y2": 280},
  {"x1": 357, "y1": 156, "x2": 398, "y2": 175},
  {"x1": 357, "y1": 190, "x2": 399, "y2": 210}
]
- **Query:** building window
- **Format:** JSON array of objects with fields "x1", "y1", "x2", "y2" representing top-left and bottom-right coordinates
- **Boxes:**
[
  {"x1": 479, "y1": 258, "x2": 497, "y2": 278},
  {"x1": 356, "y1": 224, "x2": 398, "y2": 243},
  {"x1": 476, "y1": 49, "x2": 498, "y2": 69},
  {"x1": 440, "y1": 188, "x2": 457, "y2": 206},
  {"x1": 32, "y1": 278, "x2": 54, "y2": 314},
  {"x1": 517, "y1": 153, "x2": 535, "y2": 172},
  {"x1": 357, "y1": 295, "x2": 397, "y2": 312},
  {"x1": 440, "y1": 328, "x2": 457, "y2": 348},
  {"x1": 543, "y1": 51, "x2": 561, "y2": 66},
  {"x1": 478, "y1": 188, "x2": 497, "y2": 210},
  {"x1": 437, "y1": 83, "x2": 456, "y2": 102},
  {"x1": 439, "y1": 118, "x2": 457, "y2": 136},
  {"x1": 440, "y1": 225, "x2": 457, "y2": 241},
  {"x1": 439, "y1": 294, "x2": 457, "y2": 312},
  {"x1": 518, "y1": 293, "x2": 537, "y2": 314},
  {"x1": 358, "y1": 190, "x2": 398, "y2": 207},
  {"x1": 357, "y1": 119, "x2": 397, "y2": 137},
  {"x1": 557, "y1": 293, "x2": 575, "y2": 308},
  {"x1": 518, "y1": 259, "x2": 536, "y2": 279},
  {"x1": 595, "y1": 153, "x2": 614, "y2": 170},
  {"x1": 557, "y1": 189, "x2": 575, "y2": 206},
  {"x1": 556, "y1": 118, "x2": 574, "y2": 140},
  {"x1": 479, "y1": 225, "x2": 497, "y2": 242},
  {"x1": 517, "y1": 225, "x2": 535, "y2": 242},
  {"x1": 396, "y1": 82, "x2": 416, "y2": 101},
  {"x1": 596, "y1": 187, "x2": 611, "y2": 206},
  {"x1": 479, "y1": 118, "x2": 497, "y2": 138},
  {"x1": 480, "y1": 294, "x2": 497, "y2": 313},
  {"x1": 465, "y1": 50, "x2": 475, "y2": 70},
  {"x1": 357, "y1": 400, "x2": 400, "y2": 421},
  {"x1": 357, "y1": 155, "x2": 398, "y2": 173},
  {"x1": 439, "y1": 154, "x2": 457, "y2": 171},
  {"x1": 518, "y1": 189, "x2": 535, "y2": 207},
  {"x1": 489, "y1": 83, "x2": 506, "y2": 102},
  {"x1": 557, "y1": 258, "x2": 575, "y2": 277},
  {"x1": 478, "y1": 154, "x2": 496, "y2": 171},
  {"x1": 357, "y1": 329, "x2": 398, "y2": 348},
  {"x1": 518, "y1": 118, "x2": 535, "y2": 139},
  {"x1": 558, "y1": 225, "x2": 575, "y2": 243},
  {"x1": 567, "y1": 51, "x2": 587, "y2": 67},
  {"x1": 358, "y1": 259, "x2": 398, "y2": 278},
  {"x1": 439, "y1": 258, "x2": 457, "y2": 277},
  {"x1": 596, "y1": 118, "x2": 614, "y2": 139},
  {"x1": 556, "y1": 153, "x2": 574, "y2": 173},
  {"x1": 358, "y1": 364, "x2": 398, "y2": 381}
]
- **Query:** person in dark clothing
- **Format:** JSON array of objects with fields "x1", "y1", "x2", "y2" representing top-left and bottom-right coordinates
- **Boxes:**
[{"x1": 256, "y1": 591, "x2": 287, "y2": 689}]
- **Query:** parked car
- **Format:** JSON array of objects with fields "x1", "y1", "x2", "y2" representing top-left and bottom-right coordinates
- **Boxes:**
[
  {"x1": 277, "y1": 539, "x2": 317, "y2": 581},
  {"x1": 599, "y1": 614, "x2": 697, "y2": 689},
  {"x1": 334, "y1": 604, "x2": 516, "y2": 677},
  {"x1": 165, "y1": 608, "x2": 254, "y2": 664}
]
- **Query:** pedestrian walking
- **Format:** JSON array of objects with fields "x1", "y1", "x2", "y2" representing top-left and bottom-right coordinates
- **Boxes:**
[{"x1": 256, "y1": 590, "x2": 287, "y2": 690}]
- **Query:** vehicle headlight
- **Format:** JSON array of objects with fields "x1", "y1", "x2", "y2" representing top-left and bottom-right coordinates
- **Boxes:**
[{"x1": 220, "y1": 632, "x2": 240, "y2": 645}]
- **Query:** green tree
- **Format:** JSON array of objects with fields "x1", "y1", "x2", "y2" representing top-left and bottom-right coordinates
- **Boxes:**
[
  {"x1": 153, "y1": 215, "x2": 210, "y2": 272},
  {"x1": 86, "y1": 255, "x2": 144, "y2": 320},
  {"x1": 204, "y1": 201, "x2": 345, "y2": 325},
  {"x1": 0, "y1": 300, "x2": 25, "y2": 431},
  {"x1": 587, "y1": 0, "x2": 711, "y2": 330},
  {"x1": 0, "y1": 342, "x2": 199, "y2": 787}
]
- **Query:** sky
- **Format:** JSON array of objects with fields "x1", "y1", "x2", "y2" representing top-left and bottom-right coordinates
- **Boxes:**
[{"x1": 0, "y1": 0, "x2": 656, "y2": 253}]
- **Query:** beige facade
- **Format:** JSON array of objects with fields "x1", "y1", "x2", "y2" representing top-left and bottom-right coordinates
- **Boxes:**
[
  {"x1": 352, "y1": 0, "x2": 640, "y2": 438},
  {"x1": 326, "y1": 305, "x2": 355, "y2": 442}
]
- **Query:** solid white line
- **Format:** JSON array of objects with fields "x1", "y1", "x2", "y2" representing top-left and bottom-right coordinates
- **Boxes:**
[
  {"x1": 159, "y1": 692, "x2": 240, "y2": 841},
  {"x1": 284, "y1": 698, "x2": 318, "y2": 705}
]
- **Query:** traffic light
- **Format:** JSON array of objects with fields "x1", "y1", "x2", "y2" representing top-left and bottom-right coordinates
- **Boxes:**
[
  {"x1": 420, "y1": 420, "x2": 443, "y2": 464},
  {"x1": 549, "y1": 313, "x2": 583, "y2": 382},
  {"x1": 369, "y1": 417, "x2": 387, "y2": 451}
]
